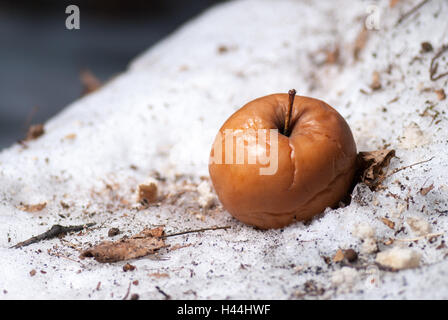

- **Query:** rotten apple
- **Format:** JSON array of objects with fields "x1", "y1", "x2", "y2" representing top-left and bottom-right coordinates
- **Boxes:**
[{"x1": 209, "y1": 90, "x2": 357, "y2": 229}]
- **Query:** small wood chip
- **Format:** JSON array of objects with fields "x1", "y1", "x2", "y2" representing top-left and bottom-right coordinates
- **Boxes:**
[
  {"x1": 381, "y1": 217, "x2": 396, "y2": 230},
  {"x1": 18, "y1": 202, "x2": 47, "y2": 213},
  {"x1": 108, "y1": 228, "x2": 121, "y2": 237},
  {"x1": 137, "y1": 181, "x2": 158, "y2": 205},
  {"x1": 420, "y1": 184, "x2": 434, "y2": 196},
  {"x1": 148, "y1": 272, "x2": 169, "y2": 278},
  {"x1": 64, "y1": 133, "x2": 77, "y2": 140},
  {"x1": 123, "y1": 263, "x2": 136, "y2": 272},
  {"x1": 217, "y1": 45, "x2": 229, "y2": 54},
  {"x1": 60, "y1": 201, "x2": 70, "y2": 209},
  {"x1": 29, "y1": 269, "x2": 37, "y2": 277},
  {"x1": 370, "y1": 71, "x2": 382, "y2": 90},
  {"x1": 344, "y1": 249, "x2": 358, "y2": 262},
  {"x1": 434, "y1": 89, "x2": 446, "y2": 101},
  {"x1": 421, "y1": 42, "x2": 433, "y2": 53}
]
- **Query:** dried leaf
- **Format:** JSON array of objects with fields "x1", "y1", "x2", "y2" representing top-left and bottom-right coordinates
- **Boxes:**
[
  {"x1": 333, "y1": 249, "x2": 344, "y2": 262},
  {"x1": 18, "y1": 202, "x2": 47, "y2": 212},
  {"x1": 381, "y1": 217, "x2": 396, "y2": 230},
  {"x1": 420, "y1": 184, "x2": 434, "y2": 196},
  {"x1": 356, "y1": 149, "x2": 396, "y2": 190},
  {"x1": 80, "y1": 226, "x2": 166, "y2": 263}
]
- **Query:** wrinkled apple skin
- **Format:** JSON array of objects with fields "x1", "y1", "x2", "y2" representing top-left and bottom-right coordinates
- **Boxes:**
[{"x1": 209, "y1": 94, "x2": 357, "y2": 229}]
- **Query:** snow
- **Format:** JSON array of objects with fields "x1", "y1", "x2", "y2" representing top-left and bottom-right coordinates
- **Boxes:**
[
  {"x1": 376, "y1": 247, "x2": 421, "y2": 270},
  {"x1": 1, "y1": 0, "x2": 448, "y2": 299}
]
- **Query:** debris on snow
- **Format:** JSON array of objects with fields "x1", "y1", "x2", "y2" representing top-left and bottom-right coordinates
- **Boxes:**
[
  {"x1": 80, "y1": 227, "x2": 166, "y2": 263},
  {"x1": 137, "y1": 179, "x2": 159, "y2": 205}
]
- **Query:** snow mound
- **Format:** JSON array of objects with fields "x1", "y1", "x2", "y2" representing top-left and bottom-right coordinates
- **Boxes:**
[{"x1": 1, "y1": 0, "x2": 448, "y2": 299}]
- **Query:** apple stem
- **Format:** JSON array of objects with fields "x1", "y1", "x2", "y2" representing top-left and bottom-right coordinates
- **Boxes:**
[{"x1": 284, "y1": 89, "x2": 296, "y2": 136}]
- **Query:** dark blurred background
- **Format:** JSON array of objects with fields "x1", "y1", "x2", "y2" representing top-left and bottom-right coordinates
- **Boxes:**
[{"x1": 0, "y1": 0, "x2": 224, "y2": 150}]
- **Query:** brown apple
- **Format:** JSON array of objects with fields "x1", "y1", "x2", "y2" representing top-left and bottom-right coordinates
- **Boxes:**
[{"x1": 209, "y1": 91, "x2": 357, "y2": 229}]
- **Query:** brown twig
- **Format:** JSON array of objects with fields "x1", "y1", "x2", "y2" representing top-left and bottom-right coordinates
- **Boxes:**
[
  {"x1": 430, "y1": 45, "x2": 448, "y2": 81},
  {"x1": 372, "y1": 156, "x2": 434, "y2": 188},
  {"x1": 163, "y1": 225, "x2": 231, "y2": 238},
  {"x1": 396, "y1": 0, "x2": 430, "y2": 26},
  {"x1": 284, "y1": 89, "x2": 297, "y2": 136},
  {"x1": 122, "y1": 282, "x2": 132, "y2": 300},
  {"x1": 23, "y1": 106, "x2": 39, "y2": 133},
  {"x1": 155, "y1": 286, "x2": 171, "y2": 300},
  {"x1": 394, "y1": 232, "x2": 443, "y2": 242},
  {"x1": 49, "y1": 251, "x2": 86, "y2": 267},
  {"x1": 11, "y1": 223, "x2": 95, "y2": 249},
  {"x1": 384, "y1": 156, "x2": 434, "y2": 179}
]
